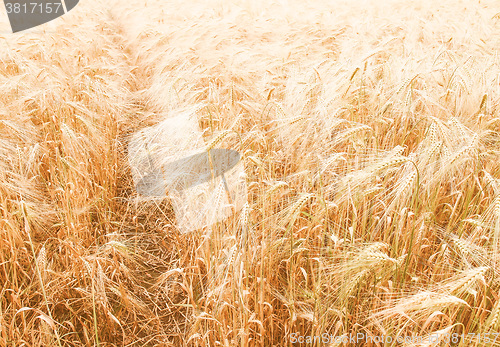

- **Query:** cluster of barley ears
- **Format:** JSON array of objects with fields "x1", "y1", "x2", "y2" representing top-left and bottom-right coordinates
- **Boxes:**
[{"x1": 2, "y1": 0, "x2": 500, "y2": 346}]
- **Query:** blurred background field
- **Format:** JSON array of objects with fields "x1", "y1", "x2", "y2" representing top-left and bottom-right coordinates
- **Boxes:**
[{"x1": 1, "y1": 0, "x2": 500, "y2": 345}]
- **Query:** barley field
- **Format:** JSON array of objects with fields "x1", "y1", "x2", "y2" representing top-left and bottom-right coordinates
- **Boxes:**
[{"x1": 1, "y1": 0, "x2": 500, "y2": 345}]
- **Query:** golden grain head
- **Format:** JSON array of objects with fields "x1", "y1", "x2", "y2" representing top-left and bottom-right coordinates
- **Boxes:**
[{"x1": 2, "y1": 0, "x2": 500, "y2": 345}]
